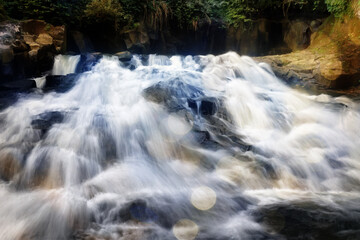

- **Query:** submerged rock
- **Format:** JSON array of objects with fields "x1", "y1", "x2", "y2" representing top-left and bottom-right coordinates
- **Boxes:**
[{"x1": 31, "y1": 111, "x2": 66, "y2": 131}]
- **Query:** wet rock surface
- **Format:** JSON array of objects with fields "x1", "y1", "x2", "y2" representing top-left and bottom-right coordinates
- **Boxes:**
[
  {"x1": 0, "y1": 79, "x2": 36, "y2": 91},
  {"x1": 143, "y1": 79, "x2": 204, "y2": 112},
  {"x1": 255, "y1": 201, "x2": 360, "y2": 240},
  {"x1": 31, "y1": 111, "x2": 66, "y2": 132},
  {"x1": 75, "y1": 53, "x2": 102, "y2": 73},
  {"x1": 45, "y1": 74, "x2": 79, "y2": 93}
]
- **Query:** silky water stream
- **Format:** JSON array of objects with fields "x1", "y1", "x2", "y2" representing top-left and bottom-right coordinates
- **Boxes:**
[{"x1": 0, "y1": 52, "x2": 360, "y2": 239}]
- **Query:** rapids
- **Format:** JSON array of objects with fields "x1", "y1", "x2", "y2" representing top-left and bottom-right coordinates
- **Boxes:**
[{"x1": 0, "y1": 52, "x2": 359, "y2": 239}]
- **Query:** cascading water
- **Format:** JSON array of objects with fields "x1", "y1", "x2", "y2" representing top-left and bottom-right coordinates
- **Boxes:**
[
  {"x1": 0, "y1": 52, "x2": 360, "y2": 239},
  {"x1": 52, "y1": 55, "x2": 81, "y2": 75}
]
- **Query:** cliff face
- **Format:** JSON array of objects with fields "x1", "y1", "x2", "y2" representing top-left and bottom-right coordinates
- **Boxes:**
[
  {"x1": 69, "y1": 18, "x2": 312, "y2": 56},
  {"x1": 0, "y1": 20, "x2": 65, "y2": 81},
  {"x1": 255, "y1": 2, "x2": 360, "y2": 93}
]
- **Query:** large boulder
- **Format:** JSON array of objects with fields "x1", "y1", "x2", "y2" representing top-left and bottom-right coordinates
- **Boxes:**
[{"x1": 142, "y1": 79, "x2": 204, "y2": 111}]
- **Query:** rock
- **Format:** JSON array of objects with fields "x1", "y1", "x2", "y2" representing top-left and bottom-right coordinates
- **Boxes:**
[
  {"x1": 115, "y1": 51, "x2": 132, "y2": 62},
  {"x1": 123, "y1": 29, "x2": 150, "y2": 54},
  {"x1": 200, "y1": 98, "x2": 218, "y2": 116},
  {"x1": 31, "y1": 111, "x2": 66, "y2": 131},
  {"x1": 143, "y1": 79, "x2": 204, "y2": 111},
  {"x1": 188, "y1": 97, "x2": 218, "y2": 116},
  {"x1": 0, "y1": 91, "x2": 20, "y2": 111},
  {"x1": 310, "y1": 19, "x2": 323, "y2": 32},
  {"x1": 21, "y1": 19, "x2": 47, "y2": 35},
  {"x1": 284, "y1": 20, "x2": 312, "y2": 51},
  {"x1": 0, "y1": 79, "x2": 36, "y2": 91},
  {"x1": 12, "y1": 39, "x2": 29, "y2": 53},
  {"x1": 255, "y1": 15, "x2": 360, "y2": 91},
  {"x1": 35, "y1": 33, "x2": 53, "y2": 46},
  {"x1": 225, "y1": 19, "x2": 290, "y2": 56},
  {"x1": 0, "y1": 20, "x2": 66, "y2": 80},
  {"x1": 69, "y1": 30, "x2": 93, "y2": 53},
  {"x1": 75, "y1": 54, "x2": 102, "y2": 73},
  {"x1": 44, "y1": 73, "x2": 78, "y2": 93},
  {"x1": 255, "y1": 202, "x2": 360, "y2": 240}
]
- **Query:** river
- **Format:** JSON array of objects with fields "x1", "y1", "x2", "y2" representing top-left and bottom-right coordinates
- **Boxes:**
[{"x1": 0, "y1": 52, "x2": 359, "y2": 239}]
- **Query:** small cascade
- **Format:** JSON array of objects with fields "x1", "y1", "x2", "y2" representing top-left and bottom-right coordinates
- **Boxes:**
[{"x1": 52, "y1": 54, "x2": 81, "y2": 75}]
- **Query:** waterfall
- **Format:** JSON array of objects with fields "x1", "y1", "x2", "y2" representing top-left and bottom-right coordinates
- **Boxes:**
[
  {"x1": 0, "y1": 52, "x2": 359, "y2": 239},
  {"x1": 52, "y1": 54, "x2": 81, "y2": 75}
]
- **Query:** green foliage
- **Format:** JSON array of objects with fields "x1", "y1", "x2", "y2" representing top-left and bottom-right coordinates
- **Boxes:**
[
  {"x1": 325, "y1": 0, "x2": 350, "y2": 17},
  {"x1": 0, "y1": 0, "x2": 88, "y2": 25},
  {"x1": 0, "y1": 0, "x2": 352, "y2": 31},
  {"x1": 224, "y1": 0, "x2": 261, "y2": 26},
  {"x1": 84, "y1": 0, "x2": 128, "y2": 30},
  {"x1": 83, "y1": 0, "x2": 171, "y2": 31},
  {"x1": 166, "y1": 0, "x2": 227, "y2": 29},
  {"x1": 0, "y1": 3, "x2": 7, "y2": 21}
]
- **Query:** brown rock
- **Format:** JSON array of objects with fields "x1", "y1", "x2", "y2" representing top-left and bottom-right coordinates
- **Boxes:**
[
  {"x1": 48, "y1": 26, "x2": 65, "y2": 40},
  {"x1": 36, "y1": 33, "x2": 53, "y2": 46},
  {"x1": 21, "y1": 19, "x2": 47, "y2": 35},
  {"x1": 23, "y1": 34, "x2": 36, "y2": 44},
  {"x1": 123, "y1": 29, "x2": 150, "y2": 53},
  {"x1": 284, "y1": 20, "x2": 311, "y2": 51}
]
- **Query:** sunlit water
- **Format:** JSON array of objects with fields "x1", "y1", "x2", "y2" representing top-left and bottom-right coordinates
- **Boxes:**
[{"x1": 0, "y1": 52, "x2": 360, "y2": 239}]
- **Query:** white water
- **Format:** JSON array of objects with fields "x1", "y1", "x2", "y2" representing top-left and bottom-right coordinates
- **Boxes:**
[
  {"x1": 0, "y1": 52, "x2": 360, "y2": 239},
  {"x1": 52, "y1": 54, "x2": 81, "y2": 75}
]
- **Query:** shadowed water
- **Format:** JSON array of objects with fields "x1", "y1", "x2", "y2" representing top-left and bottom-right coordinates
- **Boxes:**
[{"x1": 0, "y1": 52, "x2": 360, "y2": 239}]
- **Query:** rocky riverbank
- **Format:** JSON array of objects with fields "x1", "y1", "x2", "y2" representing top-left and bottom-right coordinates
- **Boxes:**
[{"x1": 255, "y1": 4, "x2": 360, "y2": 95}]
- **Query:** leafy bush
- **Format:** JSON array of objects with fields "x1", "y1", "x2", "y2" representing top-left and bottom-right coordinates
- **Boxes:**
[
  {"x1": 84, "y1": 0, "x2": 129, "y2": 30},
  {"x1": 0, "y1": 0, "x2": 350, "y2": 31},
  {"x1": 0, "y1": 3, "x2": 7, "y2": 21},
  {"x1": 166, "y1": 0, "x2": 226, "y2": 29},
  {"x1": 0, "y1": 0, "x2": 87, "y2": 25},
  {"x1": 325, "y1": 0, "x2": 350, "y2": 17}
]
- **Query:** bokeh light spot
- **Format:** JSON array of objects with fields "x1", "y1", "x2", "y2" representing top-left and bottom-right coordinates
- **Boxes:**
[
  {"x1": 167, "y1": 115, "x2": 192, "y2": 136},
  {"x1": 173, "y1": 219, "x2": 199, "y2": 240},
  {"x1": 191, "y1": 186, "x2": 217, "y2": 211}
]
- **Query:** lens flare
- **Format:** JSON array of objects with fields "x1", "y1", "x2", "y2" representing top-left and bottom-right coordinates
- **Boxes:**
[
  {"x1": 167, "y1": 114, "x2": 193, "y2": 137},
  {"x1": 191, "y1": 186, "x2": 217, "y2": 211},
  {"x1": 173, "y1": 219, "x2": 199, "y2": 240}
]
